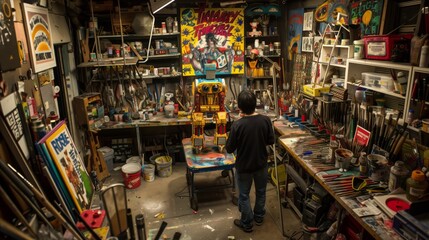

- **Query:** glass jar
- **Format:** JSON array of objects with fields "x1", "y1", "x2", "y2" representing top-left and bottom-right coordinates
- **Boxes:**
[{"x1": 406, "y1": 170, "x2": 429, "y2": 201}]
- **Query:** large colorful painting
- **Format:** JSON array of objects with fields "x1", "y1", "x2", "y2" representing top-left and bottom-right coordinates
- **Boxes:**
[
  {"x1": 38, "y1": 121, "x2": 93, "y2": 213},
  {"x1": 0, "y1": 0, "x2": 20, "y2": 71},
  {"x1": 22, "y1": 3, "x2": 56, "y2": 73},
  {"x1": 350, "y1": 0, "x2": 384, "y2": 36},
  {"x1": 180, "y1": 8, "x2": 245, "y2": 76},
  {"x1": 287, "y1": 8, "x2": 304, "y2": 60}
]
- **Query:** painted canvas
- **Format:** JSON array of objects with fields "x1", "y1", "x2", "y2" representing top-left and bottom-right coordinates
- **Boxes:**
[
  {"x1": 39, "y1": 121, "x2": 93, "y2": 213},
  {"x1": 303, "y1": 11, "x2": 313, "y2": 31},
  {"x1": 180, "y1": 8, "x2": 245, "y2": 76},
  {"x1": 302, "y1": 37, "x2": 314, "y2": 52},
  {"x1": 0, "y1": 0, "x2": 20, "y2": 71},
  {"x1": 287, "y1": 8, "x2": 304, "y2": 60},
  {"x1": 22, "y1": 3, "x2": 56, "y2": 73},
  {"x1": 350, "y1": 0, "x2": 384, "y2": 36}
]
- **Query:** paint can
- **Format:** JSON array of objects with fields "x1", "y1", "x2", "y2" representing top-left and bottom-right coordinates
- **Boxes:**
[
  {"x1": 367, "y1": 154, "x2": 389, "y2": 182},
  {"x1": 422, "y1": 119, "x2": 429, "y2": 133},
  {"x1": 155, "y1": 156, "x2": 172, "y2": 177},
  {"x1": 335, "y1": 148, "x2": 353, "y2": 171},
  {"x1": 121, "y1": 163, "x2": 142, "y2": 189},
  {"x1": 143, "y1": 164, "x2": 155, "y2": 182}
]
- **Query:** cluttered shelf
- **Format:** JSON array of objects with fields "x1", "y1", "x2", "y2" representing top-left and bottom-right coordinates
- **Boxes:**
[
  {"x1": 94, "y1": 32, "x2": 181, "y2": 39},
  {"x1": 77, "y1": 57, "x2": 139, "y2": 68},
  {"x1": 347, "y1": 82, "x2": 406, "y2": 99}
]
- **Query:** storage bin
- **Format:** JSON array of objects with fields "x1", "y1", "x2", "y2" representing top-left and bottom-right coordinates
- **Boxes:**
[{"x1": 361, "y1": 72, "x2": 394, "y2": 91}]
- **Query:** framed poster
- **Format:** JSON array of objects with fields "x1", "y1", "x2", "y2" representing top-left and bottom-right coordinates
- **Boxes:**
[
  {"x1": 39, "y1": 121, "x2": 93, "y2": 213},
  {"x1": 0, "y1": 0, "x2": 20, "y2": 71},
  {"x1": 180, "y1": 8, "x2": 245, "y2": 76},
  {"x1": 22, "y1": 3, "x2": 56, "y2": 73},
  {"x1": 302, "y1": 37, "x2": 313, "y2": 52},
  {"x1": 350, "y1": 0, "x2": 385, "y2": 36},
  {"x1": 303, "y1": 11, "x2": 313, "y2": 31}
]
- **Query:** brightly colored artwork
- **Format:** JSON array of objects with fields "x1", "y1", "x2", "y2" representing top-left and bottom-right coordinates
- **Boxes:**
[
  {"x1": 350, "y1": 0, "x2": 384, "y2": 36},
  {"x1": 180, "y1": 8, "x2": 245, "y2": 76},
  {"x1": 287, "y1": 8, "x2": 304, "y2": 60}
]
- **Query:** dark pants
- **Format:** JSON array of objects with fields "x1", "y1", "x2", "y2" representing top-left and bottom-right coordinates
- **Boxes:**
[{"x1": 236, "y1": 165, "x2": 268, "y2": 228}]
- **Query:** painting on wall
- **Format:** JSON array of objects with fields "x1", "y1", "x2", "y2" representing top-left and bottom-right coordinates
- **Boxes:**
[
  {"x1": 0, "y1": 0, "x2": 20, "y2": 71},
  {"x1": 180, "y1": 8, "x2": 245, "y2": 76},
  {"x1": 350, "y1": 0, "x2": 384, "y2": 36},
  {"x1": 287, "y1": 8, "x2": 304, "y2": 60},
  {"x1": 22, "y1": 3, "x2": 56, "y2": 73},
  {"x1": 302, "y1": 37, "x2": 313, "y2": 52},
  {"x1": 303, "y1": 11, "x2": 314, "y2": 31}
]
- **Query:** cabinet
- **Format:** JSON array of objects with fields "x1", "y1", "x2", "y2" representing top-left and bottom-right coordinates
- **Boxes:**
[
  {"x1": 72, "y1": 92, "x2": 104, "y2": 130},
  {"x1": 318, "y1": 44, "x2": 353, "y2": 86},
  {"x1": 244, "y1": 4, "x2": 282, "y2": 105},
  {"x1": 344, "y1": 59, "x2": 413, "y2": 122}
]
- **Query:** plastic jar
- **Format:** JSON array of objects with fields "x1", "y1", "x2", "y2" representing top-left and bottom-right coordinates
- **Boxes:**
[
  {"x1": 406, "y1": 170, "x2": 429, "y2": 201},
  {"x1": 388, "y1": 161, "x2": 409, "y2": 192},
  {"x1": 353, "y1": 40, "x2": 364, "y2": 59}
]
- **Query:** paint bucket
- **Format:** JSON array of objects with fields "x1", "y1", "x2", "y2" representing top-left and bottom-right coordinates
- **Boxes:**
[
  {"x1": 121, "y1": 163, "x2": 142, "y2": 189},
  {"x1": 155, "y1": 156, "x2": 172, "y2": 177},
  {"x1": 367, "y1": 154, "x2": 389, "y2": 182},
  {"x1": 126, "y1": 156, "x2": 142, "y2": 166},
  {"x1": 143, "y1": 164, "x2": 155, "y2": 182},
  {"x1": 335, "y1": 148, "x2": 353, "y2": 171}
]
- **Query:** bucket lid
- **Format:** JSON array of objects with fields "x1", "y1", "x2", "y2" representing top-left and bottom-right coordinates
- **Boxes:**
[
  {"x1": 126, "y1": 156, "x2": 141, "y2": 164},
  {"x1": 122, "y1": 163, "x2": 141, "y2": 174}
]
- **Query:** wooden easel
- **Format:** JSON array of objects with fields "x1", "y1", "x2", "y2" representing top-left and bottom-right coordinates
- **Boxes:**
[{"x1": 86, "y1": 130, "x2": 110, "y2": 181}]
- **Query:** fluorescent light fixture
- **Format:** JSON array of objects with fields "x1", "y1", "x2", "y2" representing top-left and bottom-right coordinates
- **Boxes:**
[{"x1": 150, "y1": 0, "x2": 175, "y2": 14}]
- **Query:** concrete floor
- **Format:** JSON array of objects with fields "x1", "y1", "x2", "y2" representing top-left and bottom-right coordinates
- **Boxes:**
[{"x1": 101, "y1": 162, "x2": 302, "y2": 240}]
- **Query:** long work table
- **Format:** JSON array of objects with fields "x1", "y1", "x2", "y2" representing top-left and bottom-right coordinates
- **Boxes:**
[{"x1": 274, "y1": 121, "x2": 402, "y2": 240}]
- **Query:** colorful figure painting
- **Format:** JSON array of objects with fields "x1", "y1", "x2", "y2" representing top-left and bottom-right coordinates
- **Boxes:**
[
  {"x1": 180, "y1": 8, "x2": 245, "y2": 76},
  {"x1": 0, "y1": 0, "x2": 20, "y2": 71},
  {"x1": 287, "y1": 8, "x2": 304, "y2": 60},
  {"x1": 23, "y1": 4, "x2": 56, "y2": 73},
  {"x1": 350, "y1": 0, "x2": 384, "y2": 36}
]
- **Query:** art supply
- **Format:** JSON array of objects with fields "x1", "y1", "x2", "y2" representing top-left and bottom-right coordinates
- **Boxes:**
[
  {"x1": 406, "y1": 170, "x2": 428, "y2": 201},
  {"x1": 353, "y1": 39, "x2": 364, "y2": 59},
  {"x1": 419, "y1": 41, "x2": 429, "y2": 67},
  {"x1": 359, "y1": 152, "x2": 368, "y2": 177},
  {"x1": 367, "y1": 154, "x2": 388, "y2": 182},
  {"x1": 388, "y1": 161, "x2": 409, "y2": 192},
  {"x1": 143, "y1": 164, "x2": 155, "y2": 182}
]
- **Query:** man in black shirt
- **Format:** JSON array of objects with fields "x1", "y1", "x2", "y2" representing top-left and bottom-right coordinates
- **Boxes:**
[{"x1": 226, "y1": 90, "x2": 275, "y2": 232}]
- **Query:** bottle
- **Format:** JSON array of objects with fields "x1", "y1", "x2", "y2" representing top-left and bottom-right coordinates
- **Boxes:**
[
  {"x1": 419, "y1": 41, "x2": 429, "y2": 67},
  {"x1": 407, "y1": 109, "x2": 415, "y2": 125},
  {"x1": 328, "y1": 135, "x2": 338, "y2": 164},
  {"x1": 173, "y1": 17, "x2": 179, "y2": 33},
  {"x1": 359, "y1": 152, "x2": 368, "y2": 177},
  {"x1": 406, "y1": 170, "x2": 429, "y2": 201},
  {"x1": 388, "y1": 161, "x2": 409, "y2": 192}
]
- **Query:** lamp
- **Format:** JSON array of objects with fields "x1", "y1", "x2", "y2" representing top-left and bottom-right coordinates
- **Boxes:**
[{"x1": 150, "y1": 0, "x2": 175, "y2": 14}]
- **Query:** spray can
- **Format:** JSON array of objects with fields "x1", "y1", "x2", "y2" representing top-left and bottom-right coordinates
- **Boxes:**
[{"x1": 388, "y1": 161, "x2": 409, "y2": 192}]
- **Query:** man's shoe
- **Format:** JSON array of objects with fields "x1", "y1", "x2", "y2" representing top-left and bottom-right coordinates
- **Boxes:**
[
  {"x1": 254, "y1": 218, "x2": 263, "y2": 226},
  {"x1": 234, "y1": 219, "x2": 253, "y2": 233}
]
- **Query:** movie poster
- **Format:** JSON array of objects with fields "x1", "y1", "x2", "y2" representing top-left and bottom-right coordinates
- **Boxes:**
[
  {"x1": 39, "y1": 121, "x2": 93, "y2": 213},
  {"x1": 180, "y1": 8, "x2": 245, "y2": 76},
  {"x1": 0, "y1": 0, "x2": 20, "y2": 71}
]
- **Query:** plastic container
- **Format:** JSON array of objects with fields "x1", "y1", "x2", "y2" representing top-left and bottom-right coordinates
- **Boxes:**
[
  {"x1": 155, "y1": 156, "x2": 172, "y2": 177},
  {"x1": 121, "y1": 163, "x2": 142, "y2": 189},
  {"x1": 388, "y1": 161, "x2": 409, "y2": 192},
  {"x1": 361, "y1": 72, "x2": 394, "y2": 90},
  {"x1": 421, "y1": 119, "x2": 429, "y2": 133},
  {"x1": 354, "y1": 39, "x2": 364, "y2": 59},
  {"x1": 143, "y1": 164, "x2": 155, "y2": 182},
  {"x1": 406, "y1": 170, "x2": 429, "y2": 201}
]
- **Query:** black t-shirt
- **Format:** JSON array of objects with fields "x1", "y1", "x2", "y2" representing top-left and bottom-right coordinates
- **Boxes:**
[{"x1": 225, "y1": 114, "x2": 274, "y2": 173}]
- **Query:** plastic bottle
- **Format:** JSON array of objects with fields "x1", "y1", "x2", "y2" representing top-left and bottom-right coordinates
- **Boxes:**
[
  {"x1": 173, "y1": 17, "x2": 179, "y2": 33},
  {"x1": 388, "y1": 161, "x2": 409, "y2": 192},
  {"x1": 406, "y1": 170, "x2": 429, "y2": 201},
  {"x1": 359, "y1": 152, "x2": 368, "y2": 177},
  {"x1": 407, "y1": 109, "x2": 415, "y2": 125},
  {"x1": 419, "y1": 41, "x2": 429, "y2": 67}
]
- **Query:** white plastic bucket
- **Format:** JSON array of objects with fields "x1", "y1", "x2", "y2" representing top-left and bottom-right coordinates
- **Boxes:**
[
  {"x1": 155, "y1": 156, "x2": 172, "y2": 177},
  {"x1": 126, "y1": 156, "x2": 142, "y2": 166},
  {"x1": 143, "y1": 164, "x2": 155, "y2": 182},
  {"x1": 121, "y1": 163, "x2": 141, "y2": 189}
]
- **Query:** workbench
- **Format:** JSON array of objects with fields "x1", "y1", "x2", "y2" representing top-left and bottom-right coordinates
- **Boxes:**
[
  {"x1": 274, "y1": 121, "x2": 402, "y2": 240},
  {"x1": 182, "y1": 137, "x2": 236, "y2": 211}
]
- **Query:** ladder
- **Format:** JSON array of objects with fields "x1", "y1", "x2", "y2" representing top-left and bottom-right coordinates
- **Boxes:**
[{"x1": 313, "y1": 22, "x2": 350, "y2": 87}]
